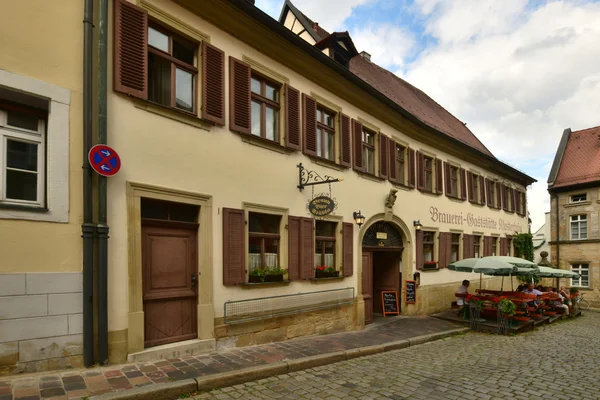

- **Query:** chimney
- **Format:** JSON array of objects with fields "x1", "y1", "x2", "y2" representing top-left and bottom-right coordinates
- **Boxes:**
[
  {"x1": 360, "y1": 51, "x2": 371, "y2": 62},
  {"x1": 313, "y1": 22, "x2": 319, "y2": 31}
]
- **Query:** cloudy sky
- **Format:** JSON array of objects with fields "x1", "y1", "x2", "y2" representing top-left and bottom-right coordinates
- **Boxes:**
[{"x1": 255, "y1": 0, "x2": 600, "y2": 231}]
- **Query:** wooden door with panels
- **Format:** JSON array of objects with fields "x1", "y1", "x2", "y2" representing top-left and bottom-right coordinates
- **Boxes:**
[
  {"x1": 141, "y1": 199, "x2": 199, "y2": 348},
  {"x1": 362, "y1": 252, "x2": 373, "y2": 325}
]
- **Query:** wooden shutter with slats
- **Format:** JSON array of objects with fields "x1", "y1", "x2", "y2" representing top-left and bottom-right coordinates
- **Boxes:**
[
  {"x1": 343, "y1": 222, "x2": 353, "y2": 277},
  {"x1": 460, "y1": 168, "x2": 467, "y2": 201},
  {"x1": 300, "y1": 217, "x2": 314, "y2": 279},
  {"x1": 444, "y1": 162, "x2": 451, "y2": 197},
  {"x1": 435, "y1": 159, "x2": 444, "y2": 194},
  {"x1": 288, "y1": 216, "x2": 301, "y2": 281},
  {"x1": 408, "y1": 148, "x2": 416, "y2": 188},
  {"x1": 285, "y1": 84, "x2": 301, "y2": 150},
  {"x1": 340, "y1": 114, "x2": 352, "y2": 167},
  {"x1": 389, "y1": 140, "x2": 399, "y2": 184},
  {"x1": 302, "y1": 94, "x2": 317, "y2": 156},
  {"x1": 438, "y1": 232, "x2": 452, "y2": 268},
  {"x1": 352, "y1": 119, "x2": 363, "y2": 171},
  {"x1": 113, "y1": 0, "x2": 148, "y2": 99},
  {"x1": 463, "y1": 234, "x2": 474, "y2": 259},
  {"x1": 416, "y1": 151, "x2": 424, "y2": 191},
  {"x1": 500, "y1": 238, "x2": 508, "y2": 256},
  {"x1": 496, "y1": 183, "x2": 503, "y2": 210},
  {"x1": 485, "y1": 179, "x2": 493, "y2": 207},
  {"x1": 415, "y1": 230, "x2": 424, "y2": 270},
  {"x1": 201, "y1": 42, "x2": 225, "y2": 125},
  {"x1": 515, "y1": 191, "x2": 521, "y2": 215},
  {"x1": 521, "y1": 192, "x2": 527, "y2": 216},
  {"x1": 511, "y1": 189, "x2": 517, "y2": 213},
  {"x1": 223, "y1": 208, "x2": 245, "y2": 285},
  {"x1": 379, "y1": 134, "x2": 389, "y2": 179},
  {"x1": 229, "y1": 57, "x2": 251, "y2": 134},
  {"x1": 467, "y1": 171, "x2": 474, "y2": 203},
  {"x1": 479, "y1": 176, "x2": 486, "y2": 205},
  {"x1": 483, "y1": 236, "x2": 493, "y2": 256}
]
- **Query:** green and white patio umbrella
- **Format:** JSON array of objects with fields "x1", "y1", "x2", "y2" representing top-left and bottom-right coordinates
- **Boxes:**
[{"x1": 448, "y1": 256, "x2": 539, "y2": 290}]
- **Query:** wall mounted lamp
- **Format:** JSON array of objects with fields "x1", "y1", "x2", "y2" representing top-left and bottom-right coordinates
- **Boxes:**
[
  {"x1": 413, "y1": 220, "x2": 423, "y2": 230},
  {"x1": 413, "y1": 271, "x2": 421, "y2": 286},
  {"x1": 353, "y1": 210, "x2": 365, "y2": 227}
]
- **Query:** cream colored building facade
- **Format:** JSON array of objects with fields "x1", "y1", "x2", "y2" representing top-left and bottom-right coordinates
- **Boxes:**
[{"x1": 0, "y1": 0, "x2": 534, "y2": 373}]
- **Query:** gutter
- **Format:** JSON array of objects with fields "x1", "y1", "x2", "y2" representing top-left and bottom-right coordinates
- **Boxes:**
[
  {"x1": 82, "y1": 0, "x2": 95, "y2": 367},
  {"x1": 224, "y1": 0, "x2": 536, "y2": 185}
]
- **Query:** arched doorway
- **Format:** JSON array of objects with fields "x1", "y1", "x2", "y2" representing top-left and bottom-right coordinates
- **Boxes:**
[{"x1": 361, "y1": 221, "x2": 404, "y2": 324}]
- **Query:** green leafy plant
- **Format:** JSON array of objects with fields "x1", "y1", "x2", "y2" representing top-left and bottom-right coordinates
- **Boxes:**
[
  {"x1": 570, "y1": 287, "x2": 579, "y2": 295},
  {"x1": 496, "y1": 297, "x2": 516, "y2": 316},
  {"x1": 249, "y1": 268, "x2": 266, "y2": 277},
  {"x1": 266, "y1": 266, "x2": 287, "y2": 276},
  {"x1": 513, "y1": 232, "x2": 534, "y2": 261}
]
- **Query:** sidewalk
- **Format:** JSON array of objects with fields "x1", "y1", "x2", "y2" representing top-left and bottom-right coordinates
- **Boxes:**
[{"x1": 0, "y1": 316, "x2": 467, "y2": 400}]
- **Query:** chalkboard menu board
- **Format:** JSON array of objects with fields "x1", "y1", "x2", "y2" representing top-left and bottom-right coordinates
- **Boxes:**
[
  {"x1": 405, "y1": 280, "x2": 417, "y2": 304},
  {"x1": 381, "y1": 291, "x2": 400, "y2": 316}
]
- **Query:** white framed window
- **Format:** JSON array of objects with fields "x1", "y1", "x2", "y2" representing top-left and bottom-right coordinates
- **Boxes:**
[
  {"x1": 570, "y1": 214, "x2": 587, "y2": 240},
  {"x1": 570, "y1": 193, "x2": 587, "y2": 203},
  {"x1": 0, "y1": 107, "x2": 46, "y2": 207},
  {"x1": 571, "y1": 264, "x2": 589, "y2": 287}
]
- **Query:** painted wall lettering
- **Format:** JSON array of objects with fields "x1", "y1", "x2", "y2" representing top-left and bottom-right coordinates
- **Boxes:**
[{"x1": 429, "y1": 206, "x2": 523, "y2": 232}]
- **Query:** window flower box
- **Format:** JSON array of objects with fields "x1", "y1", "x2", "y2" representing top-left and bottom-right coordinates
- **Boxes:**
[
  {"x1": 315, "y1": 266, "x2": 339, "y2": 278},
  {"x1": 422, "y1": 261, "x2": 438, "y2": 270}
]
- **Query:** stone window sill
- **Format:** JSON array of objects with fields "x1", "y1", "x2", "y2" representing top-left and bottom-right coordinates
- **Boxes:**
[
  {"x1": 240, "y1": 280, "x2": 291, "y2": 287},
  {"x1": 309, "y1": 276, "x2": 344, "y2": 282}
]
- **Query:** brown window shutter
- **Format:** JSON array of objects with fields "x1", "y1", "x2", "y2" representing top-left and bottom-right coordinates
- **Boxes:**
[
  {"x1": 287, "y1": 216, "x2": 301, "y2": 281},
  {"x1": 407, "y1": 148, "x2": 416, "y2": 188},
  {"x1": 438, "y1": 232, "x2": 451, "y2": 268},
  {"x1": 388, "y1": 139, "x2": 398, "y2": 184},
  {"x1": 485, "y1": 179, "x2": 493, "y2": 207},
  {"x1": 515, "y1": 191, "x2": 521, "y2": 215},
  {"x1": 463, "y1": 234, "x2": 474, "y2": 259},
  {"x1": 467, "y1": 172, "x2": 474, "y2": 203},
  {"x1": 229, "y1": 57, "x2": 251, "y2": 134},
  {"x1": 222, "y1": 208, "x2": 245, "y2": 285},
  {"x1": 340, "y1": 113, "x2": 352, "y2": 167},
  {"x1": 285, "y1": 84, "x2": 301, "y2": 151},
  {"x1": 299, "y1": 217, "x2": 314, "y2": 279},
  {"x1": 352, "y1": 119, "x2": 364, "y2": 171},
  {"x1": 113, "y1": 0, "x2": 148, "y2": 99},
  {"x1": 443, "y1": 162, "x2": 451, "y2": 197},
  {"x1": 479, "y1": 176, "x2": 486, "y2": 205},
  {"x1": 415, "y1": 230, "x2": 424, "y2": 270},
  {"x1": 511, "y1": 189, "x2": 517, "y2": 213},
  {"x1": 201, "y1": 42, "x2": 225, "y2": 125},
  {"x1": 342, "y1": 222, "x2": 353, "y2": 277},
  {"x1": 416, "y1": 151, "x2": 424, "y2": 190},
  {"x1": 302, "y1": 94, "x2": 317, "y2": 156},
  {"x1": 522, "y1": 192, "x2": 527, "y2": 216},
  {"x1": 435, "y1": 159, "x2": 443, "y2": 194},
  {"x1": 460, "y1": 168, "x2": 467, "y2": 201},
  {"x1": 483, "y1": 236, "x2": 493, "y2": 257},
  {"x1": 500, "y1": 238, "x2": 508, "y2": 256},
  {"x1": 497, "y1": 183, "x2": 503, "y2": 210},
  {"x1": 379, "y1": 134, "x2": 389, "y2": 179}
]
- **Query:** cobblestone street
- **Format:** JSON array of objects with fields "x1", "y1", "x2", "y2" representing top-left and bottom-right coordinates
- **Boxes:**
[{"x1": 192, "y1": 312, "x2": 599, "y2": 400}]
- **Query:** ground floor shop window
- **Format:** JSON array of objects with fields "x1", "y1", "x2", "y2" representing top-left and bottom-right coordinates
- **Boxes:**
[
  {"x1": 571, "y1": 264, "x2": 589, "y2": 287},
  {"x1": 315, "y1": 220, "x2": 336, "y2": 269}
]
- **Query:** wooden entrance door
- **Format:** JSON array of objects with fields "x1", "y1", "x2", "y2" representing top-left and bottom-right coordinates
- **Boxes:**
[
  {"x1": 372, "y1": 252, "x2": 400, "y2": 315},
  {"x1": 362, "y1": 252, "x2": 373, "y2": 325},
  {"x1": 142, "y1": 220, "x2": 198, "y2": 347}
]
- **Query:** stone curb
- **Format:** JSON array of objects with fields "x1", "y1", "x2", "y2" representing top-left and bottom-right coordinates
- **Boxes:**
[{"x1": 90, "y1": 327, "x2": 469, "y2": 400}]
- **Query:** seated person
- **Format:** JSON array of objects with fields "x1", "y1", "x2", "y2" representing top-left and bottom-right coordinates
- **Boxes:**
[
  {"x1": 522, "y1": 283, "x2": 543, "y2": 307},
  {"x1": 456, "y1": 280, "x2": 470, "y2": 315},
  {"x1": 559, "y1": 286, "x2": 572, "y2": 309},
  {"x1": 548, "y1": 287, "x2": 569, "y2": 315}
]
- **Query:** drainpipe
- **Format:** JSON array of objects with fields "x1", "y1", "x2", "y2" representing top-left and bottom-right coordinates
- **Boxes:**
[
  {"x1": 82, "y1": 0, "x2": 95, "y2": 368},
  {"x1": 97, "y1": 0, "x2": 109, "y2": 365}
]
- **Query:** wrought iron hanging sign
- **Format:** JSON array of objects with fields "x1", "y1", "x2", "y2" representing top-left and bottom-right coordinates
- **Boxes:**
[{"x1": 297, "y1": 163, "x2": 341, "y2": 219}]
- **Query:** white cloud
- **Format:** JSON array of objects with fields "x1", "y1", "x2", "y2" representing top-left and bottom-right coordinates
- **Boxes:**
[{"x1": 352, "y1": 24, "x2": 416, "y2": 68}]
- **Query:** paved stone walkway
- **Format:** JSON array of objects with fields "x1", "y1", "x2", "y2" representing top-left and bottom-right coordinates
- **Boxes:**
[
  {"x1": 192, "y1": 312, "x2": 599, "y2": 400},
  {"x1": 0, "y1": 316, "x2": 461, "y2": 400}
]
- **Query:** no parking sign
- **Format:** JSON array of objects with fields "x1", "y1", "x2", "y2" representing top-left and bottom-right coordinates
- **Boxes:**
[{"x1": 88, "y1": 144, "x2": 121, "y2": 177}]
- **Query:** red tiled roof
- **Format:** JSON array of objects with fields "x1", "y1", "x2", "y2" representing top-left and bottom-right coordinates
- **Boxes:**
[
  {"x1": 553, "y1": 125, "x2": 600, "y2": 188},
  {"x1": 349, "y1": 56, "x2": 494, "y2": 157}
]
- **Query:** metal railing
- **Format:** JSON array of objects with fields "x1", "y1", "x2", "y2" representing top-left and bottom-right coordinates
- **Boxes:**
[{"x1": 224, "y1": 287, "x2": 355, "y2": 324}]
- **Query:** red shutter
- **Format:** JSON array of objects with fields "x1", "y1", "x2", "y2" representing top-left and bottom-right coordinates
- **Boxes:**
[
  {"x1": 438, "y1": 232, "x2": 451, "y2": 268},
  {"x1": 483, "y1": 236, "x2": 493, "y2": 257},
  {"x1": 379, "y1": 134, "x2": 389, "y2": 179},
  {"x1": 479, "y1": 176, "x2": 486, "y2": 205},
  {"x1": 463, "y1": 234, "x2": 474, "y2": 259},
  {"x1": 222, "y1": 208, "x2": 245, "y2": 285},
  {"x1": 407, "y1": 148, "x2": 416, "y2": 188},
  {"x1": 300, "y1": 217, "x2": 314, "y2": 279},
  {"x1": 467, "y1": 172, "x2": 474, "y2": 203},
  {"x1": 342, "y1": 222, "x2": 353, "y2": 277},
  {"x1": 288, "y1": 216, "x2": 301, "y2": 281},
  {"x1": 460, "y1": 168, "x2": 467, "y2": 201},
  {"x1": 444, "y1": 162, "x2": 451, "y2": 197},
  {"x1": 415, "y1": 230, "x2": 423, "y2": 270},
  {"x1": 229, "y1": 57, "x2": 251, "y2": 134},
  {"x1": 201, "y1": 42, "x2": 225, "y2": 125},
  {"x1": 497, "y1": 183, "x2": 503, "y2": 210},
  {"x1": 388, "y1": 139, "x2": 398, "y2": 184},
  {"x1": 302, "y1": 94, "x2": 317, "y2": 156},
  {"x1": 435, "y1": 159, "x2": 443, "y2": 194},
  {"x1": 113, "y1": 0, "x2": 148, "y2": 99},
  {"x1": 284, "y1": 84, "x2": 301, "y2": 151},
  {"x1": 416, "y1": 151, "x2": 424, "y2": 191},
  {"x1": 340, "y1": 114, "x2": 352, "y2": 167},
  {"x1": 352, "y1": 119, "x2": 363, "y2": 171}
]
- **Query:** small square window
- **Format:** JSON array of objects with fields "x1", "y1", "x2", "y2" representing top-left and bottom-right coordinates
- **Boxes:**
[{"x1": 570, "y1": 194, "x2": 587, "y2": 203}]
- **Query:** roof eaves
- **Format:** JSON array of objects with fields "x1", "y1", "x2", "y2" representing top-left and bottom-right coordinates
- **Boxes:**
[{"x1": 278, "y1": 0, "x2": 321, "y2": 42}]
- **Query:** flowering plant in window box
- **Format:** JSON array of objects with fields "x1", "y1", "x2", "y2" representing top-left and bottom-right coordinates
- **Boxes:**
[
  {"x1": 249, "y1": 266, "x2": 287, "y2": 283},
  {"x1": 422, "y1": 260, "x2": 438, "y2": 270},
  {"x1": 315, "y1": 265, "x2": 339, "y2": 278}
]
